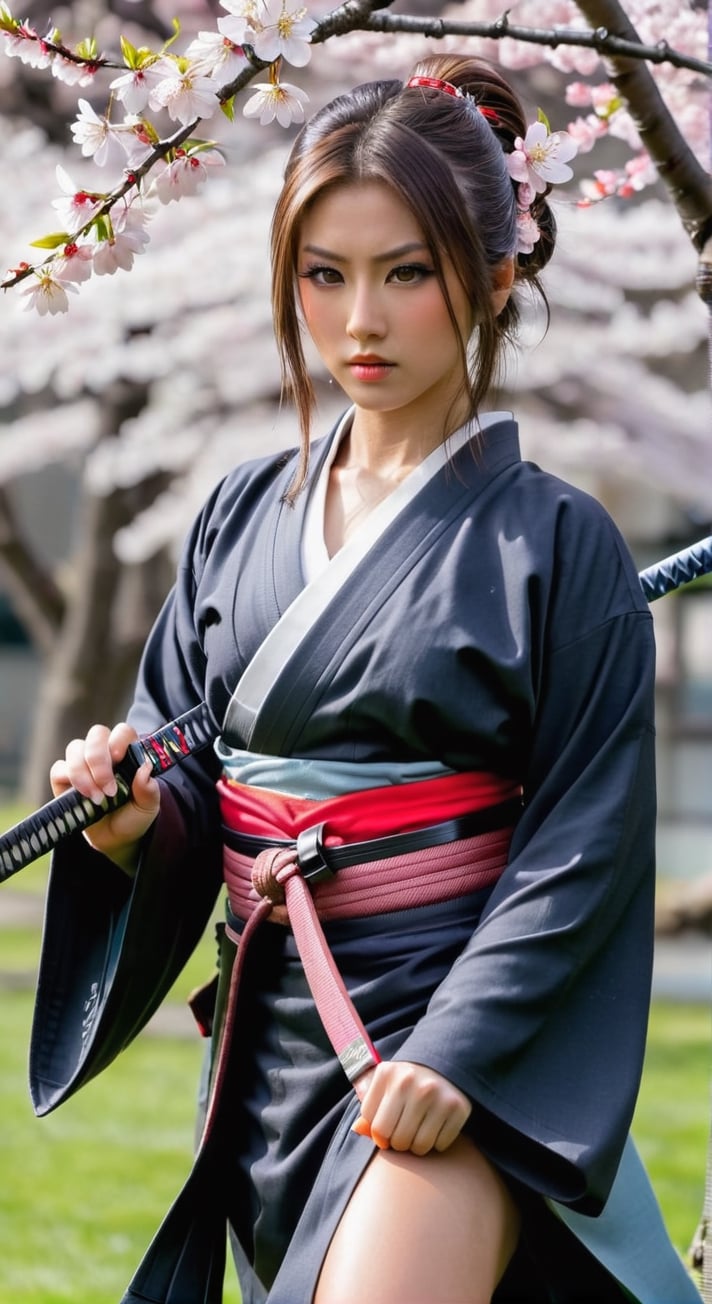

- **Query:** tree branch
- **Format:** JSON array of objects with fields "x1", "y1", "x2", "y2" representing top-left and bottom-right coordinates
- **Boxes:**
[
  {"x1": 313, "y1": 3, "x2": 712, "y2": 255},
  {"x1": 312, "y1": 5, "x2": 712, "y2": 77}
]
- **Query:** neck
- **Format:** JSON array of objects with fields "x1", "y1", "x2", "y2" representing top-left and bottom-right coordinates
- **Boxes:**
[{"x1": 341, "y1": 401, "x2": 471, "y2": 478}]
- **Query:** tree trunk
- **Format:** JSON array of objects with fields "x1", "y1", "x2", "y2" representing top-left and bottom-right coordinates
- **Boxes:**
[{"x1": 19, "y1": 380, "x2": 175, "y2": 805}]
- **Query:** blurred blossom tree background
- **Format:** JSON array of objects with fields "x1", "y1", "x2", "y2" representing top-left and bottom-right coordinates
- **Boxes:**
[{"x1": 0, "y1": 0, "x2": 710, "y2": 802}]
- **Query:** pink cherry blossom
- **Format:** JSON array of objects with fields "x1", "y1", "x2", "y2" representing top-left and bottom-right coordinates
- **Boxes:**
[
  {"x1": 507, "y1": 121, "x2": 578, "y2": 194},
  {"x1": 590, "y1": 84, "x2": 619, "y2": 113},
  {"x1": 515, "y1": 209, "x2": 541, "y2": 256},
  {"x1": 624, "y1": 153, "x2": 658, "y2": 192},
  {"x1": 565, "y1": 82, "x2": 593, "y2": 109},
  {"x1": 566, "y1": 115, "x2": 607, "y2": 155},
  {"x1": 53, "y1": 241, "x2": 95, "y2": 283}
]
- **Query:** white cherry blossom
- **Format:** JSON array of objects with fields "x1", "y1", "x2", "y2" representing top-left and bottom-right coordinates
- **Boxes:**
[
  {"x1": 148, "y1": 62, "x2": 220, "y2": 126},
  {"x1": 90, "y1": 204, "x2": 151, "y2": 275},
  {"x1": 243, "y1": 79, "x2": 309, "y2": 127},
  {"x1": 217, "y1": 0, "x2": 260, "y2": 48},
  {"x1": 50, "y1": 165, "x2": 104, "y2": 233},
  {"x1": 251, "y1": 0, "x2": 316, "y2": 68},
  {"x1": 152, "y1": 147, "x2": 225, "y2": 203},
  {"x1": 2, "y1": 22, "x2": 51, "y2": 67},
  {"x1": 19, "y1": 270, "x2": 78, "y2": 315},
  {"x1": 51, "y1": 56, "x2": 98, "y2": 87},
  {"x1": 218, "y1": 0, "x2": 315, "y2": 67},
  {"x1": 70, "y1": 99, "x2": 132, "y2": 172},
  {"x1": 183, "y1": 30, "x2": 246, "y2": 83},
  {"x1": 109, "y1": 64, "x2": 165, "y2": 114}
]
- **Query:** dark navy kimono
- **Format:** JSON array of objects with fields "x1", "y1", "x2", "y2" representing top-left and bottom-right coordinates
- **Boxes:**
[{"x1": 29, "y1": 417, "x2": 695, "y2": 1303}]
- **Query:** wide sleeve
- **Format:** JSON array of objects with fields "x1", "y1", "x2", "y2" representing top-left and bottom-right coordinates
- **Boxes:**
[
  {"x1": 396, "y1": 502, "x2": 657, "y2": 1215},
  {"x1": 30, "y1": 488, "x2": 228, "y2": 1117}
]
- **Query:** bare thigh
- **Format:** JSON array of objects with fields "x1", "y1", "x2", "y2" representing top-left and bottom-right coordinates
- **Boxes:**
[{"x1": 313, "y1": 1134, "x2": 520, "y2": 1304}]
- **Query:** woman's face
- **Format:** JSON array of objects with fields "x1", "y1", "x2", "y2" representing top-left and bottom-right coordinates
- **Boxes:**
[{"x1": 296, "y1": 180, "x2": 475, "y2": 432}]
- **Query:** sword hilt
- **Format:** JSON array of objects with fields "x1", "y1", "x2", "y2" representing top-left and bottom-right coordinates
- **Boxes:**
[
  {"x1": 639, "y1": 535, "x2": 712, "y2": 602},
  {"x1": 0, "y1": 701, "x2": 216, "y2": 883}
]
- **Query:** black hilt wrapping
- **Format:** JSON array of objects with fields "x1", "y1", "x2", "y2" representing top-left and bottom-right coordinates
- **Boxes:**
[{"x1": 0, "y1": 701, "x2": 216, "y2": 883}]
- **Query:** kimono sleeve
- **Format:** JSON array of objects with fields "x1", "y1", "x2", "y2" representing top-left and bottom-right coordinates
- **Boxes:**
[
  {"x1": 397, "y1": 505, "x2": 657, "y2": 1215},
  {"x1": 30, "y1": 487, "x2": 228, "y2": 1117}
]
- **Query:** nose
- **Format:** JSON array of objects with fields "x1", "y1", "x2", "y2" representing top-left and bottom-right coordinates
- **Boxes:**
[{"x1": 346, "y1": 281, "x2": 386, "y2": 343}]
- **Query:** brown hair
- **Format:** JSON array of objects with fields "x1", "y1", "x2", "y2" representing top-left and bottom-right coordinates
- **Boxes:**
[{"x1": 270, "y1": 53, "x2": 558, "y2": 493}]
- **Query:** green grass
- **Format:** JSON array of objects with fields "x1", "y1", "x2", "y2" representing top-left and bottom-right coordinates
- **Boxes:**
[
  {"x1": 633, "y1": 1002, "x2": 710, "y2": 1255},
  {"x1": 0, "y1": 801, "x2": 708, "y2": 1301}
]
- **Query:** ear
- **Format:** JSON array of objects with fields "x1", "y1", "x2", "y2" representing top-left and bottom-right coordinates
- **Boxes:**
[{"x1": 490, "y1": 256, "x2": 515, "y2": 317}]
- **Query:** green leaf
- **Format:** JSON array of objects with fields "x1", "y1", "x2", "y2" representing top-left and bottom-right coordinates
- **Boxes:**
[
  {"x1": 120, "y1": 34, "x2": 139, "y2": 68},
  {"x1": 536, "y1": 107, "x2": 552, "y2": 133},
  {"x1": 75, "y1": 36, "x2": 98, "y2": 61},
  {"x1": 94, "y1": 215, "x2": 112, "y2": 243},
  {"x1": 220, "y1": 96, "x2": 236, "y2": 122},
  {"x1": 0, "y1": 4, "x2": 19, "y2": 34},
  {"x1": 29, "y1": 232, "x2": 70, "y2": 250}
]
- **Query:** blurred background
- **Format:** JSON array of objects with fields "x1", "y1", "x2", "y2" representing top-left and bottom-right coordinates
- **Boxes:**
[
  {"x1": 1, "y1": 0, "x2": 711, "y2": 882},
  {"x1": 0, "y1": 1, "x2": 709, "y2": 1300}
]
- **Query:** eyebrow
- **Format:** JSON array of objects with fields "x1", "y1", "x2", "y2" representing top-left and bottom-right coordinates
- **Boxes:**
[{"x1": 300, "y1": 241, "x2": 430, "y2": 263}]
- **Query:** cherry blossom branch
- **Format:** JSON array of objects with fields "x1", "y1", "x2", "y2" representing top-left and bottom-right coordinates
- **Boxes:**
[
  {"x1": 574, "y1": 0, "x2": 712, "y2": 253},
  {"x1": 1, "y1": 0, "x2": 709, "y2": 309},
  {"x1": 313, "y1": 5, "x2": 712, "y2": 78}
]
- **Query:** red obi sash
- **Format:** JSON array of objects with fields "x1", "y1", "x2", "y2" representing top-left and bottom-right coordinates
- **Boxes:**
[
  {"x1": 218, "y1": 768, "x2": 521, "y2": 844},
  {"x1": 205, "y1": 770, "x2": 520, "y2": 1110}
]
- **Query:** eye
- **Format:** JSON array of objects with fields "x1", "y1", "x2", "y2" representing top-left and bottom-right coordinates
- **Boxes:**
[
  {"x1": 387, "y1": 263, "x2": 434, "y2": 285},
  {"x1": 298, "y1": 264, "x2": 343, "y2": 286}
]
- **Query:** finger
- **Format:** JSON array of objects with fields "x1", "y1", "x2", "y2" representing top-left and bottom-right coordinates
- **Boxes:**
[
  {"x1": 84, "y1": 722, "x2": 128, "y2": 798},
  {"x1": 48, "y1": 758, "x2": 71, "y2": 799},
  {"x1": 107, "y1": 722, "x2": 139, "y2": 766},
  {"x1": 433, "y1": 1106, "x2": 471, "y2": 1153},
  {"x1": 63, "y1": 733, "x2": 110, "y2": 803},
  {"x1": 384, "y1": 1097, "x2": 430, "y2": 1153},
  {"x1": 367, "y1": 1092, "x2": 408, "y2": 1150},
  {"x1": 370, "y1": 1128, "x2": 391, "y2": 1150},
  {"x1": 129, "y1": 759, "x2": 161, "y2": 814}
]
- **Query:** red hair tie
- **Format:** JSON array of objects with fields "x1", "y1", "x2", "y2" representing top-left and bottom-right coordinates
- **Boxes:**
[{"x1": 405, "y1": 76, "x2": 500, "y2": 125}]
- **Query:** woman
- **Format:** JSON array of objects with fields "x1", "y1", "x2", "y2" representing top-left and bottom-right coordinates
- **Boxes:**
[{"x1": 32, "y1": 53, "x2": 701, "y2": 1304}]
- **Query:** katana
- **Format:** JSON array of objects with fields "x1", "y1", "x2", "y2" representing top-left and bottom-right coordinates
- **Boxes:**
[
  {"x1": 638, "y1": 534, "x2": 712, "y2": 602},
  {"x1": 1, "y1": 532, "x2": 711, "y2": 885},
  {"x1": 0, "y1": 701, "x2": 216, "y2": 884}
]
